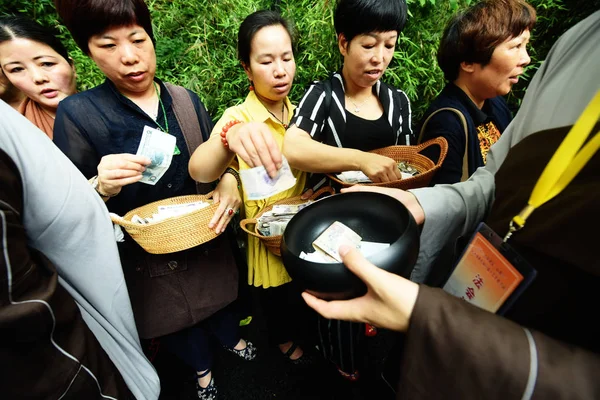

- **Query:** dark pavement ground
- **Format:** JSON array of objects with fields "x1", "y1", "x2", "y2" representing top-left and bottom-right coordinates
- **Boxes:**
[{"x1": 150, "y1": 285, "x2": 403, "y2": 400}]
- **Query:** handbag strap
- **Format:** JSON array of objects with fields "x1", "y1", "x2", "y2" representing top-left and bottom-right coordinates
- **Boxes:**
[
  {"x1": 164, "y1": 83, "x2": 202, "y2": 152},
  {"x1": 418, "y1": 107, "x2": 469, "y2": 182},
  {"x1": 164, "y1": 83, "x2": 211, "y2": 194}
]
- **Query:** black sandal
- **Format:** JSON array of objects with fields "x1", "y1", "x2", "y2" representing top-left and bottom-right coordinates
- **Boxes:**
[
  {"x1": 282, "y1": 342, "x2": 312, "y2": 365},
  {"x1": 226, "y1": 339, "x2": 257, "y2": 361},
  {"x1": 196, "y1": 369, "x2": 217, "y2": 400}
]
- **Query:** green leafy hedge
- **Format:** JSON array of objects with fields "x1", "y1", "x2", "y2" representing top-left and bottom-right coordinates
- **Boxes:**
[{"x1": 2, "y1": 0, "x2": 597, "y2": 123}]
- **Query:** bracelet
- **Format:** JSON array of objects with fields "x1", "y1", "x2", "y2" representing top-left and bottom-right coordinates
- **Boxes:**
[
  {"x1": 220, "y1": 120, "x2": 242, "y2": 149},
  {"x1": 224, "y1": 167, "x2": 242, "y2": 189},
  {"x1": 97, "y1": 187, "x2": 118, "y2": 198},
  {"x1": 91, "y1": 175, "x2": 118, "y2": 198}
]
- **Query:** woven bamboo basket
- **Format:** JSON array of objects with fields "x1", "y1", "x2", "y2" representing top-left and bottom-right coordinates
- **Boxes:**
[
  {"x1": 239, "y1": 186, "x2": 335, "y2": 256},
  {"x1": 110, "y1": 192, "x2": 219, "y2": 254},
  {"x1": 327, "y1": 136, "x2": 448, "y2": 190}
]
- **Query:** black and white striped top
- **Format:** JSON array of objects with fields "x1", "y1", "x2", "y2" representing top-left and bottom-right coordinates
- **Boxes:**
[{"x1": 290, "y1": 71, "x2": 414, "y2": 148}]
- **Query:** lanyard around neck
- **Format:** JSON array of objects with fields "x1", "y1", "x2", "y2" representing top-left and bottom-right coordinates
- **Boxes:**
[
  {"x1": 504, "y1": 90, "x2": 600, "y2": 242},
  {"x1": 153, "y1": 81, "x2": 169, "y2": 133}
]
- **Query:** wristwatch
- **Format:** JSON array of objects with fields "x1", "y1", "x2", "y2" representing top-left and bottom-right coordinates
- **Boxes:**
[{"x1": 91, "y1": 175, "x2": 116, "y2": 198}]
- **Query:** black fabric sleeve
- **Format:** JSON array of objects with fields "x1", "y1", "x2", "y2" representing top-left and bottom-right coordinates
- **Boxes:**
[
  {"x1": 53, "y1": 99, "x2": 100, "y2": 179},
  {"x1": 397, "y1": 286, "x2": 600, "y2": 399},
  {"x1": 419, "y1": 111, "x2": 467, "y2": 185},
  {"x1": 289, "y1": 81, "x2": 328, "y2": 142}
]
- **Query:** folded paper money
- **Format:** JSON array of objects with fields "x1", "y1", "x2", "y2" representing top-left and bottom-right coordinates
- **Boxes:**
[
  {"x1": 136, "y1": 126, "x2": 176, "y2": 185},
  {"x1": 240, "y1": 156, "x2": 297, "y2": 200}
]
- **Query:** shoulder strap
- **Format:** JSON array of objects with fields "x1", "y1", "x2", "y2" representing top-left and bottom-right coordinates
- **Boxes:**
[
  {"x1": 418, "y1": 107, "x2": 470, "y2": 182},
  {"x1": 164, "y1": 83, "x2": 211, "y2": 194},
  {"x1": 164, "y1": 83, "x2": 203, "y2": 153}
]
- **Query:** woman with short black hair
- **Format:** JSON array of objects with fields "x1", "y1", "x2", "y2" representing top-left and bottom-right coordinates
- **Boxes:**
[
  {"x1": 283, "y1": 0, "x2": 414, "y2": 381},
  {"x1": 52, "y1": 0, "x2": 254, "y2": 398}
]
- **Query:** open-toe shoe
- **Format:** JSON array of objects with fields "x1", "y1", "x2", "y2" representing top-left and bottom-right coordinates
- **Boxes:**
[
  {"x1": 196, "y1": 370, "x2": 217, "y2": 400},
  {"x1": 226, "y1": 339, "x2": 257, "y2": 361}
]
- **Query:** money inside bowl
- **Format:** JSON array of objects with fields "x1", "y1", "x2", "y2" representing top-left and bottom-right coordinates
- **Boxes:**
[{"x1": 280, "y1": 191, "x2": 419, "y2": 300}]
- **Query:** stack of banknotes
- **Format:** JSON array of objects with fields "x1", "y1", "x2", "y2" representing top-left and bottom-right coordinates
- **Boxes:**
[{"x1": 256, "y1": 202, "x2": 313, "y2": 237}]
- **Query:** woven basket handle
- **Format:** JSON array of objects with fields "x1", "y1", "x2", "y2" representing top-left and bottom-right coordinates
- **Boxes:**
[
  {"x1": 200, "y1": 190, "x2": 215, "y2": 201},
  {"x1": 415, "y1": 136, "x2": 449, "y2": 168},
  {"x1": 306, "y1": 185, "x2": 335, "y2": 200},
  {"x1": 239, "y1": 218, "x2": 263, "y2": 238},
  {"x1": 109, "y1": 212, "x2": 140, "y2": 230}
]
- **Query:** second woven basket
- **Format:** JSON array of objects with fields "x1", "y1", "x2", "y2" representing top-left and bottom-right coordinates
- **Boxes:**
[
  {"x1": 239, "y1": 186, "x2": 335, "y2": 256},
  {"x1": 327, "y1": 136, "x2": 448, "y2": 190}
]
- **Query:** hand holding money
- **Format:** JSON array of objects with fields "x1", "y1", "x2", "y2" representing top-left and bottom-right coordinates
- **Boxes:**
[
  {"x1": 136, "y1": 126, "x2": 176, "y2": 185},
  {"x1": 357, "y1": 152, "x2": 402, "y2": 183},
  {"x1": 226, "y1": 121, "x2": 282, "y2": 179},
  {"x1": 97, "y1": 153, "x2": 151, "y2": 196},
  {"x1": 240, "y1": 156, "x2": 297, "y2": 201}
]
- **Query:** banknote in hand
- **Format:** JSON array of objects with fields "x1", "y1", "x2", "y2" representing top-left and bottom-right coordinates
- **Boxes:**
[
  {"x1": 240, "y1": 156, "x2": 297, "y2": 200},
  {"x1": 136, "y1": 126, "x2": 176, "y2": 185}
]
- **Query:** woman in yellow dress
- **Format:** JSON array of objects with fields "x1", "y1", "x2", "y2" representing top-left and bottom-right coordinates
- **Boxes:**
[{"x1": 189, "y1": 10, "x2": 309, "y2": 362}]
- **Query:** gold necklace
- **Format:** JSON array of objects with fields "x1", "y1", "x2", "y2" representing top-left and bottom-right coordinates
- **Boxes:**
[{"x1": 346, "y1": 95, "x2": 370, "y2": 113}]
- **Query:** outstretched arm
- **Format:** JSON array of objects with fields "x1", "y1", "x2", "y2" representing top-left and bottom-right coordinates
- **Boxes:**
[
  {"x1": 189, "y1": 121, "x2": 282, "y2": 182},
  {"x1": 303, "y1": 245, "x2": 600, "y2": 399},
  {"x1": 302, "y1": 245, "x2": 419, "y2": 332},
  {"x1": 283, "y1": 125, "x2": 402, "y2": 183}
]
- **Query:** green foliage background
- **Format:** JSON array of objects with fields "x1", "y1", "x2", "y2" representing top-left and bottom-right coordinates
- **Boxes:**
[{"x1": 2, "y1": 0, "x2": 598, "y2": 123}]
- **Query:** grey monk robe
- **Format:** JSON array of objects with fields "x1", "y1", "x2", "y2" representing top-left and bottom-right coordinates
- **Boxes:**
[{"x1": 0, "y1": 102, "x2": 159, "y2": 399}]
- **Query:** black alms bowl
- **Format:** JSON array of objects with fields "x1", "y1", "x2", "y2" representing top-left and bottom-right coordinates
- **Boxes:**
[{"x1": 280, "y1": 191, "x2": 419, "y2": 300}]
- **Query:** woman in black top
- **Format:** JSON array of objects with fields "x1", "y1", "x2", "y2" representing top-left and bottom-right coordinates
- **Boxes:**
[
  {"x1": 283, "y1": 0, "x2": 413, "y2": 381},
  {"x1": 285, "y1": 0, "x2": 414, "y2": 193},
  {"x1": 52, "y1": 0, "x2": 254, "y2": 398}
]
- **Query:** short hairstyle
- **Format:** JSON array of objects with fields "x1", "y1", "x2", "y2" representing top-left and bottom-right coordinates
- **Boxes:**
[
  {"x1": 53, "y1": 0, "x2": 154, "y2": 54},
  {"x1": 437, "y1": 0, "x2": 536, "y2": 81},
  {"x1": 237, "y1": 10, "x2": 295, "y2": 66},
  {"x1": 334, "y1": 0, "x2": 408, "y2": 42},
  {"x1": 0, "y1": 15, "x2": 70, "y2": 62}
]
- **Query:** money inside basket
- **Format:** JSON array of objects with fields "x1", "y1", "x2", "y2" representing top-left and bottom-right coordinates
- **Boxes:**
[
  {"x1": 257, "y1": 202, "x2": 313, "y2": 237},
  {"x1": 335, "y1": 161, "x2": 419, "y2": 184},
  {"x1": 397, "y1": 161, "x2": 419, "y2": 176},
  {"x1": 131, "y1": 200, "x2": 211, "y2": 224}
]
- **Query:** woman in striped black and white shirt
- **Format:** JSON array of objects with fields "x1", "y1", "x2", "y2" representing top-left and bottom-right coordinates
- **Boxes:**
[
  {"x1": 284, "y1": 0, "x2": 414, "y2": 193},
  {"x1": 284, "y1": 0, "x2": 413, "y2": 382}
]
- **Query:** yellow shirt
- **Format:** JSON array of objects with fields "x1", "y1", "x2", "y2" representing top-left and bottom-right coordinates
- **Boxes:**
[{"x1": 211, "y1": 91, "x2": 306, "y2": 288}]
